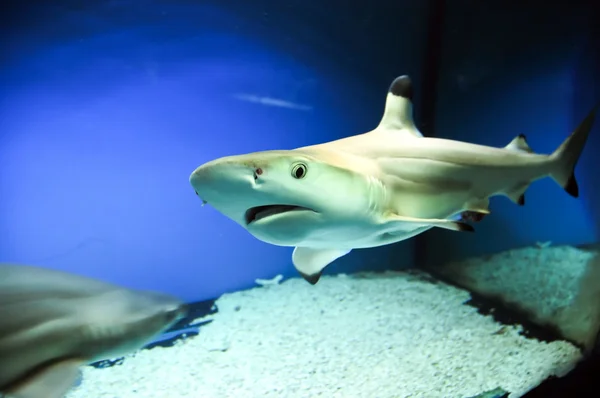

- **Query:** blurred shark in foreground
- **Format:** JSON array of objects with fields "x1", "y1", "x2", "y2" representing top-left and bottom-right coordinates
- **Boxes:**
[
  {"x1": 189, "y1": 74, "x2": 597, "y2": 285},
  {"x1": 0, "y1": 264, "x2": 187, "y2": 398}
]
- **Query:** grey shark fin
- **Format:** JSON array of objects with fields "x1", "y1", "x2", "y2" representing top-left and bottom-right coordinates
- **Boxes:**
[
  {"x1": 384, "y1": 213, "x2": 475, "y2": 232},
  {"x1": 502, "y1": 135, "x2": 534, "y2": 205},
  {"x1": 376, "y1": 75, "x2": 423, "y2": 137},
  {"x1": 3, "y1": 358, "x2": 84, "y2": 398},
  {"x1": 503, "y1": 182, "x2": 528, "y2": 206},
  {"x1": 549, "y1": 105, "x2": 597, "y2": 198},
  {"x1": 464, "y1": 197, "x2": 491, "y2": 214},
  {"x1": 505, "y1": 134, "x2": 533, "y2": 153},
  {"x1": 292, "y1": 247, "x2": 351, "y2": 285},
  {"x1": 502, "y1": 134, "x2": 535, "y2": 205}
]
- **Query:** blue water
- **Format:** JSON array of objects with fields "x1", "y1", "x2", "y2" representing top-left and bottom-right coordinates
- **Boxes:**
[
  {"x1": 2, "y1": 1, "x2": 600, "y2": 397},
  {"x1": 1, "y1": 0, "x2": 599, "y2": 324}
]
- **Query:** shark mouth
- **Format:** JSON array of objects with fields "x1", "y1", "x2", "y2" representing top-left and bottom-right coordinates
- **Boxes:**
[{"x1": 244, "y1": 205, "x2": 313, "y2": 225}]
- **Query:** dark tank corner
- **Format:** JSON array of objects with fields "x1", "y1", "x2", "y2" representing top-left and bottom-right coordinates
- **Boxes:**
[{"x1": 423, "y1": 243, "x2": 600, "y2": 396}]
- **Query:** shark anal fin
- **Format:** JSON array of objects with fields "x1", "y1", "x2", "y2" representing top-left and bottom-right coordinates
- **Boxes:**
[
  {"x1": 384, "y1": 213, "x2": 475, "y2": 233},
  {"x1": 503, "y1": 183, "x2": 529, "y2": 206},
  {"x1": 505, "y1": 134, "x2": 533, "y2": 153},
  {"x1": 4, "y1": 358, "x2": 84, "y2": 398},
  {"x1": 292, "y1": 247, "x2": 351, "y2": 285}
]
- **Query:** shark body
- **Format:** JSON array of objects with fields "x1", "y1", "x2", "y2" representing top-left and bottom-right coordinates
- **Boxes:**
[
  {"x1": 190, "y1": 75, "x2": 596, "y2": 284},
  {"x1": 0, "y1": 264, "x2": 187, "y2": 398}
]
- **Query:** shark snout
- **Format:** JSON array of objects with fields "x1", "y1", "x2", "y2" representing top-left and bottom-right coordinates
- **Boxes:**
[
  {"x1": 189, "y1": 158, "x2": 256, "y2": 201},
  {"x1": 136, "y1": 290, "x2": 188, "y2": 331},
  {"x1": 158, "y1": 300, "x2": 187, "y2": 328},
  {"x1": 189, "y1": 163, "x2": 219, "y2": 202},
  {"x1": 189, "y1": 163, "x2": 212, "y2": 186},
  {"x1": 190, "y1": 159, "x2": 247, "y2": 184}
]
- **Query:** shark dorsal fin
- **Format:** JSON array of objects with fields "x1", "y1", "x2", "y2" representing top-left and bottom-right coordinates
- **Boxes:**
[
  {"x1": 505, "y1": 134, "x2": 533, "y2": 153},
  {"x1": 375, "y1": 75, "x2": 423, "y2": 137}
]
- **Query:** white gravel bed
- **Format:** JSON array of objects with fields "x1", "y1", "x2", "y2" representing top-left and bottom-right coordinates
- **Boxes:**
[{"x1": 67, "y1": 270, "x2": 582, "y2": 398}]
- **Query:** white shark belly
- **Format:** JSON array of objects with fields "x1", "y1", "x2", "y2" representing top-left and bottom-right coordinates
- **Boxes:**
[
  {"x1": 247, "y1": 215, "x2": 389, "y2": 248},
  {"x1": 244, "y1": 198, "x2": 432, "y2": 249},
  {"x1": 269, "y1": 225, "x2": 434, "y2": 250}
]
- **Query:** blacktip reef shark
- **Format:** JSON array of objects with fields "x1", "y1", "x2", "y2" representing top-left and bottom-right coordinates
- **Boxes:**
[
  {"x1": 189, "y1": 74, "x2": 597, "y2": 285},
  {"x1": 0, "y1": 263, "x2": 187, "y2": 398}
]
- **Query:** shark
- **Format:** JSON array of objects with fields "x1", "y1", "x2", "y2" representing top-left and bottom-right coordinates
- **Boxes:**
[
  {"x1": 189, "y1": 74, "x2": 596, "y2": 285},
  {"x1": 0, "y1": 263, "x2": 187, "y2": 398}
]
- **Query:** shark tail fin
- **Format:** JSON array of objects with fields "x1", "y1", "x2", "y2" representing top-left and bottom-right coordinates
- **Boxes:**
[{"x1": 549, "y1": 106, "x2": 597, "y2": 198}]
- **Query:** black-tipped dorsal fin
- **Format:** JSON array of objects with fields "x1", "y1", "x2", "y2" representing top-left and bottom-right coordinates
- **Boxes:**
[
  {"x1": 505, "y1": 134, "x2": 533, "y2": 153},
  {"x1": 375, "y1": 75, "x2": 423, "y2": 137}
]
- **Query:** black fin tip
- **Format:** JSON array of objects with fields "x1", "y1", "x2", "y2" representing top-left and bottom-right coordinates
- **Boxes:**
[
  {"x1": 388, "y1": 75, "x2": 413, "y2": 100},
  {"x1": 565, "y1": 174, "x2": 579, "y2": 198},
  {"x1": 457, "y1": 222, "x2": 475, "y2": 232},
  {"x1": 300, "y1": 272, "x2": 321, "y2": 285}
]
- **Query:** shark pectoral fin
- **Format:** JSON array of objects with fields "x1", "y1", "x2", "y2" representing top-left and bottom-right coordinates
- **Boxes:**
[
  {"x1": 292, "y1": 247, "x2": 351, "y2": 285},
  {"x1": 384, "y1": 214, "x2": 475, "y2": 232},
  {"x1": 503, "y1": 182, "x2": 529, "y2": 206},
  {"x1": 4, "y1": 358, "x2": 84, "y2": 398}
]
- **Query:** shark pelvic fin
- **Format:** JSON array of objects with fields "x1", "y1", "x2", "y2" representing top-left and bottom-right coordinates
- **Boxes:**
[
  {"x1": 292, "y1": 247, "x2": 351, "y2": 285},
  {"x1": 384, "y1": 213, "x2": 474, "y2": 232},
  {"x1": 464, "y1": 197, "x2": 491, "y2": 214},
  {"x1": 505, "y1": 134, "x2": 533, "y2": 153},
  {"x1": 376, "y1": 75, "x2": 423, "y2": 137},
  {"x1": 3, "y1": 358, "x2": 84, "y2": 398}
]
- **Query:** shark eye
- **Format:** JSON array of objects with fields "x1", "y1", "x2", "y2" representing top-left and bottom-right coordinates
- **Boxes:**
[{"x1": 291, "y1": 163, "x2": 307, "y2": 179}]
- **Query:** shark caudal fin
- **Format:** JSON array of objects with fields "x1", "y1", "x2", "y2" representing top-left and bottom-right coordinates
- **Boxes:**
[{"x1": 549, "y1": 106, "x2": 597, "y2": 198}]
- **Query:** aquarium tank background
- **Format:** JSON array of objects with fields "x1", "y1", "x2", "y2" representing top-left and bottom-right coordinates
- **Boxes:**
[
  {"x1": 0, "y1": 0, "x2": 433, "y2": 301},
  {"x1": 1, "y1": 1, "x2": 599, "y2": 398}
]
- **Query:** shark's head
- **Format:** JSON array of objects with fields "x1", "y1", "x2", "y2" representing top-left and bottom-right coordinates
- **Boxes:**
[
  {"x1": 190, "y1": 149, "x2": 377, "y2": 246},
  {"x1": 0, "y1": 264, "x2": 188, "y2": 398}
]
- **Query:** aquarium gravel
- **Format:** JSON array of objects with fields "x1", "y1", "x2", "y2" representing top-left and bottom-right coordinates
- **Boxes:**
[
  {"x1": 427, "y1": 244, "x2": 600, "y2": 350},
  {"x1": 66, "y1": 269, "x2": 581, "y2": 398}
]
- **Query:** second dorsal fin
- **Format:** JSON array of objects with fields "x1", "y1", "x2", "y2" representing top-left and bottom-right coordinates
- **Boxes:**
[{"x1": 505, "y1": 134, "x2": 533, "y2": 153}]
